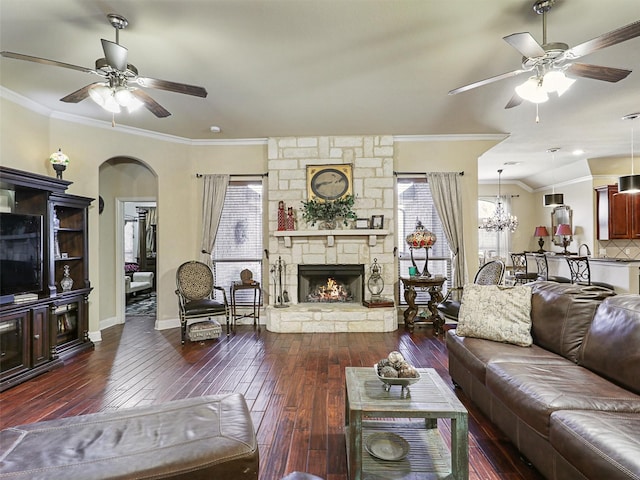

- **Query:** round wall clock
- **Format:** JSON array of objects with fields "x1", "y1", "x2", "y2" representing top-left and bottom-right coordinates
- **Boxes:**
[{"x1": 309, "y1": 168, "x2": 349, "y2": 200}]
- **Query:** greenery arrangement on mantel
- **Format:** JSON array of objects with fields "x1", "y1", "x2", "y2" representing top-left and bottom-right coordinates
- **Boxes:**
[{"x1": 301, "y1": 195, "x2": 357, "y2": 229}]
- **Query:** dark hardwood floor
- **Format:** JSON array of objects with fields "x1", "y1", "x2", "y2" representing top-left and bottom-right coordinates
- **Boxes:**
[{"x1": 0, "y1": 315, "x2": 544, "y2": 480}]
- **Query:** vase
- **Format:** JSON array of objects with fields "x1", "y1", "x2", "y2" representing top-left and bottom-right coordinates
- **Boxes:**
[
  {"x1": 319, "y1": 219, "x2": 337, "y2": 230},
  {"x1": 60, "y1": 264, "x2": 73, "y2": 292}
]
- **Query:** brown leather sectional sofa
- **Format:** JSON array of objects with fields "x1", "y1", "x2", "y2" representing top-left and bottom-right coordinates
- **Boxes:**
[{"x1": 446, "y1": 281, "x2": 640, "y2": 480}]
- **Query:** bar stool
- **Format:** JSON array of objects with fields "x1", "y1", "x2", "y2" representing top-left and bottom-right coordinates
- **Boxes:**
[
  {"x1": 532, "y1": 253, "x2": 570, "y2": 283},
  {"x1": 565, "y1": 256, "x2": 615, "y2": 291},
  {"x1": 510, "y1": 253, "x2": 538, "y2": 285}
]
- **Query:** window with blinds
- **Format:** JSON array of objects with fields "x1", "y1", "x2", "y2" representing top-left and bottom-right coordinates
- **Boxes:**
[
  {"x1": 397, "y1": 178, "x2": 452, "y2": 305},
  {"x1": 212, "y1": 181, "x2": 263, "y2": 305}
]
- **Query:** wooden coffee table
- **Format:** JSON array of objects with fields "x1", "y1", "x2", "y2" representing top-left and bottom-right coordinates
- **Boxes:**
[{"x1": 345, "y1": 367, "x2": 468, "y2": 480}]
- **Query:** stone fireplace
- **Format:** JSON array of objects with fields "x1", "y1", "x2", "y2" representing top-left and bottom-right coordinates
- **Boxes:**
[
  {"x1": 298, "y1": 264, "x2": 364, "y2": 304},
  {"x1": 266, "y1": 135, "x2": 397, "y2": 333}
]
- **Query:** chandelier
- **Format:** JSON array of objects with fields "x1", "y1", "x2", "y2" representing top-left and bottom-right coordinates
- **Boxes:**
[{"x1": 480, "y1": 169, "x2": 518, "y2": 233}]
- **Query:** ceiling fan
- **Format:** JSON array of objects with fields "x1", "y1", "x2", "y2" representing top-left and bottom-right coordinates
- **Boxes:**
[
  {"x1": 0, "y1": 13, "x2": 207, "y2": 118},
  {"x1": 448, "y1": 0, "x2": 640, "y2": 109}
]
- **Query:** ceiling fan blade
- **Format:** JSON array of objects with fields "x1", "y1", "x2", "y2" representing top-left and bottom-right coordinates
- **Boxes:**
[
  {"x1": 60, "y1": 82, "x2": 105, "y2": 103},
  {"x1": 566, "y1": 63, "x2": 632, "y2": 82},
  {"x1": 504, "y1": 93, "x2": 524, "y2": 109},
  {"x1": 135, "y1": 76, "x2": 208, "y2": 98},
  {"x1": 101, "y1": 39, "x2": 128, "y2": 71},
  {"x1": 565, "y1": 20, "x2": 640, "y2": 59},
  {"x1": 1, "y1": 51, "x2": 95, "y2": 74},
  {"x1": 503, "y1": 32, "x2": 545, "y2": 59},
  {"x1": 448, "y1": 69, "x2": 528, "y2": 95},
  {"x1": 131, "y1": 89, "x2": 171, "y2": 117}
]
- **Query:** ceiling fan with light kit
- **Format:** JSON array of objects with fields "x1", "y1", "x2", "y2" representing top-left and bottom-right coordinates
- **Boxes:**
[
  {"x1": 0, "y1": 13, "x2": 208, "y2": 119},
  {"x1": 448, "y1": 0, "x2": 640, "y2": 110}
]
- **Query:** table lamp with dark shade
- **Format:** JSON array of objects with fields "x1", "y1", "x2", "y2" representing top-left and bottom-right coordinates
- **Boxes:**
[
  {"x1": 534, "y1": 226, "x2": 549, "y2": 253},
  {"x1": 555, "y1": 223, "x2": 573, "y2": 255}
]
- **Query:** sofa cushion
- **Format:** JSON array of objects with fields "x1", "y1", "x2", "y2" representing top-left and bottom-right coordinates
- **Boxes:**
[
  {"x1": 446, "y1": 330, "x2": 572, "y2": 384},
  {"x1": 486, "y1": 362, "x2": 640, "y2": 438},
  {"x1": 550, "y1": 410, "x2": 640, "y2": 480},
  {"x1": 456, "y1": 284, "x2": 533, "y2": 346},
  {"x1": 529, "y1": 282, "x2": 615, "y2": 362},
  {"x1": 580, "y1": 295, "x2": 640, "y2": 395}
]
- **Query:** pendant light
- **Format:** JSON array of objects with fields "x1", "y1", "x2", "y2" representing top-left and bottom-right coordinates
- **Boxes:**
[
  {"x1": 619, "y1": 113, "x2": 640, "y2": 194},
  {"x1": 543, "y1": 148, "x2": 564, "y2": 206}
]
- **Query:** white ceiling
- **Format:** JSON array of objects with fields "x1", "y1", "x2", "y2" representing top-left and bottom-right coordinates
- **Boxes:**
[{"x1": 1, "y1": 0, "x2": 639, "y2": 188}]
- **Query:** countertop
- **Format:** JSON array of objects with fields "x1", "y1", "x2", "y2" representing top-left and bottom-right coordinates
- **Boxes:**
[{"x1": 587, "y1": 257, "x2": 640, "y2": 264}]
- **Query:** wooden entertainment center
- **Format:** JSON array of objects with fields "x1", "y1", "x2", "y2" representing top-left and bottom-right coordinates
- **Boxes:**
[{"x1": 0, "y1": 167, "x2": 93, "y2": 391}]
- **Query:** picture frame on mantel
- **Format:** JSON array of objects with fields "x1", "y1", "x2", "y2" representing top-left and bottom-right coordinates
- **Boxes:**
[
  {"x1": 371, "y1": 215, "x2": 384, "y2": 229},
  {"x1": 355, "y1": 218, "x2": 370, "y2": 229},
  {"x1": 307, "y1": 164, "x2": 353, "y2": 201}
]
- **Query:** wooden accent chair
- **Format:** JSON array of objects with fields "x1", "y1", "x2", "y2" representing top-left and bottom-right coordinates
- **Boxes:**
[{"x1": 175, "y1": 260, "x2": 230, "y2": 343}]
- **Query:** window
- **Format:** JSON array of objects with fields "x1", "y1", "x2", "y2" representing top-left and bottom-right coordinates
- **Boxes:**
[
  {"x1": 123, "y1": 219, "x2": 137, "y2": 263},
  {"x1": 212, "y1": 181, "x2": 263, "y2": 305},
  {"x1": 478, "y1": 196, "x2": 512, "y2": 264},
  {"x1": 397, "y1": 178, "x2": 452, "y2": 305}
]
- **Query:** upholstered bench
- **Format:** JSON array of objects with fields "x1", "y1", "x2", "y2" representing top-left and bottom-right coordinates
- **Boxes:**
[{"x1": 0, "y1": 393, "x2": 258, "y2": 479}]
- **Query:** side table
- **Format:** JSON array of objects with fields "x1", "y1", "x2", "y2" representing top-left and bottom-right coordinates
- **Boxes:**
[
  {"x1": 230, "y1": 281, "x2": 262, "y2": 330},
  {"x1": 400, "y1": 276, "x2": 446, "y2": 334}
]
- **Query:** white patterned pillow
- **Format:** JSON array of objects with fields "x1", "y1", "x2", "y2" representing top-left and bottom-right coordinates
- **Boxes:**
[{"x1": 456, "y1": 284, "x2": 533, "y2": 347}]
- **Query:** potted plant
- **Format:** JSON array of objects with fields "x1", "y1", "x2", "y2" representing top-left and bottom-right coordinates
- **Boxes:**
[{"x1": 301, "y1": 195, "x2": 357, "y2": 229}]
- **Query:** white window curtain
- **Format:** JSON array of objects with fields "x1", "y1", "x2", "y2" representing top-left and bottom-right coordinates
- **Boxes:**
[
  {"x1": 425, "y1": 172, "x2": 468, "y2": 288},
  {"x1": 200, "y1": 174, "x2": 229, "y2": 265}
]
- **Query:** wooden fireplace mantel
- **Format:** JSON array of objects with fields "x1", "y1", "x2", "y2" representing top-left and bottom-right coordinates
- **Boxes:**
[{"x1": 273, "y1": 229, "x2": 390, "y2": 248}]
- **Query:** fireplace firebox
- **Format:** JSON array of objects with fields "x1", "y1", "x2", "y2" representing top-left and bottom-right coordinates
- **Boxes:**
[{"x1": 298, "y1": 264, "x2": 364, "y2": 304}]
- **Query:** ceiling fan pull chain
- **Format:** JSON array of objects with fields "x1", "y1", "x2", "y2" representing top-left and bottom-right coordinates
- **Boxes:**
[{"x1": 535, "y1": 103, "x2": 540, "y2": 123}]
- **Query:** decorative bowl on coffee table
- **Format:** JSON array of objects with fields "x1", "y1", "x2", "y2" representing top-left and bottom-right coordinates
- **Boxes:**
[{"x1": 374, "y1": 364, "x2": 421, "y2": 393}]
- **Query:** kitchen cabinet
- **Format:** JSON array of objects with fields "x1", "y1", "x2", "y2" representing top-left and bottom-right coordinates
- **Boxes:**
[{"x1": 596, "y1": 184, "x2": 640, "y2": 240}]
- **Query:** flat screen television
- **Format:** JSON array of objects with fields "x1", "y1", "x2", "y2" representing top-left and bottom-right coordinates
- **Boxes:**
[{"x1": 0, "y1": 213, "x2": 44, "y2": 296}]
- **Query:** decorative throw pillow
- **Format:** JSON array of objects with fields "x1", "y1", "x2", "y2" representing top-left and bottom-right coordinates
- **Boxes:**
[{"x1": 456, "y1": 284, "x2": 533, "y2": 347}]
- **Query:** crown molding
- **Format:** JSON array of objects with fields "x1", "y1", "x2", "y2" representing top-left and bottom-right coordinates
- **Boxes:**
[
  {"x1": 393, "y1": 133, "x2": 508, "y2": 143},
  {"x1": 1, "y1": 86, "x2": 268, "y2": 146}
]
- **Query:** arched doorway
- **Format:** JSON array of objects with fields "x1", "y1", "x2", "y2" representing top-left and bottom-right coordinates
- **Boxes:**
[{"x1": 98, "y1": 157, "x2": 158, "y2": 328}]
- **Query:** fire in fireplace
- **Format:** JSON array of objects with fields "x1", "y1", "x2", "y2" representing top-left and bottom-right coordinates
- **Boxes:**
[{"x1": 298, "y1": 264, "x2": 364, "y2": 304}]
